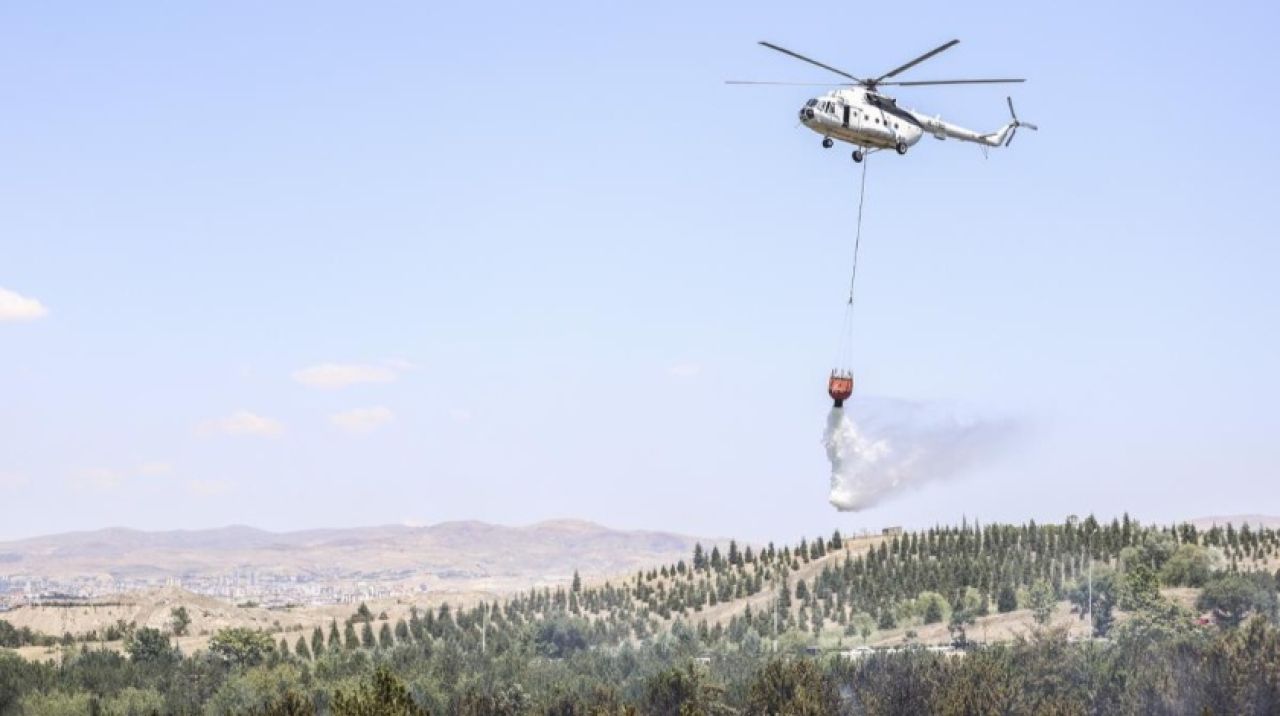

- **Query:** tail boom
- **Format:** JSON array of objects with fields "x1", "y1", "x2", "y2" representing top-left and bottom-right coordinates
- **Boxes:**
[
  {"x1": 912, "y1": 112, "x2": 1012, "y2": 147},
  {"x1": 912, "y1": 94, "x2": 1034, "y2": 148}
]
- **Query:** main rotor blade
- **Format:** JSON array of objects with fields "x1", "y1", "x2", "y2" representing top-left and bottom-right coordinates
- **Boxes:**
[
  {"x1": 873, "y1": 39, "x2": 959, "y2": 84},
  {"x1": 725, "y1": 80, "x2": 849, "y2": 86},
  {"x1": 881, "y1": 78, "x2": 1026, "y2": 86},
  {"x1": 758, "y1": 41, "x2": 864, "y2": 83}
]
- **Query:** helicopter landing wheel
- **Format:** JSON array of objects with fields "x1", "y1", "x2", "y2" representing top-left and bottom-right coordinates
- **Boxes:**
[
  {"x1": 822, "y1": 137, "x2": 834, "y2": 149},
  {"x1": 852, "y1": 149, "x2": 864, "y2": 163},
  {"x1": 895, "y1": 142, "x2": 908, "y2": 155}
]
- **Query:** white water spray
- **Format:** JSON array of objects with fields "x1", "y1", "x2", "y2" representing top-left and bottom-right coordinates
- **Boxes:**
[{"x1": 824, "y1": 401, "x2": 1014, "y2": 511}]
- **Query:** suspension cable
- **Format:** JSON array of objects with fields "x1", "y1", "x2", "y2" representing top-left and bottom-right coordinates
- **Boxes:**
[
  {"x1": 847, "y1": 154, "x2": 870, "y2": 305},
  {"x1": 833, "y1": 154, "x2": 870, "y2": 371}
]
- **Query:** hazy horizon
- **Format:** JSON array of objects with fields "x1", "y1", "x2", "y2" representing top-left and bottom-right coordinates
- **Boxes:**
[{"x1": 6, "y1": 510, "x2": 1280, "y2": 548}]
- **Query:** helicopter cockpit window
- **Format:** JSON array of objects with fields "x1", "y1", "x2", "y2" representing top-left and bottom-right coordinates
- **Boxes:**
[{"x1": 806, "y1": 99, "x2": 818, "y2": 108}]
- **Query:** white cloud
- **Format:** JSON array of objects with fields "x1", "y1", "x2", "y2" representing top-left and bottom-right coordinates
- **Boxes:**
[
  {"x1": 292, "y1": 363, "x2": 398, "y2": 389},
  {"x1": 0, "y1": 473, "x2": 30, "y2": 491},
  {"x1": 71, "y1": 468, "x2": 123, "y2": 492},
  {"x1": 0, "y1": 287, "x2": 48, "y2": 322},
  {"x1": 187, "y1": 479, "x2": 231, "y2": 497},
  {"x1": 198, "y1": 410, "x2": 283, "y2": 437},
  {"x1": 330, "y1": 406, "x2": 395, "y2": 434},
  {"x1": 668, "y1": 362, "x2": 701, "y2": 378}
]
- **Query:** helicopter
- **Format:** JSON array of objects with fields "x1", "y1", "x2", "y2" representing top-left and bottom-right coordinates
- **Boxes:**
[{"x1": 729, "y1": 39, "x2": 1037, "y2": 162}]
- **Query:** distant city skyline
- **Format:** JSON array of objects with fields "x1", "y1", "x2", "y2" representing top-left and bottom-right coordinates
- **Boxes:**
[{"x1": 3, "y1": 1, "x2": 1278, "y2": 542}]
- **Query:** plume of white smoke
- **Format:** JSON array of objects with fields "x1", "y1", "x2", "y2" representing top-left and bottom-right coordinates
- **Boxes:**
[{"x1": 824, "y1": 400, "x2": 1015, "y2": 511}]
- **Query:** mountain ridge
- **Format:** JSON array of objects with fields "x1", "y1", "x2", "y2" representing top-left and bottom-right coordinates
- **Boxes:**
[{"x1": 0, "y1": 519, "x2": 714, "y2": 587}]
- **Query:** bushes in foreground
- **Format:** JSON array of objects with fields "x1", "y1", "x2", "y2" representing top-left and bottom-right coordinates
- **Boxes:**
[{"x1": 2, "y1": 616, "x2": 1278, "y2": 714}]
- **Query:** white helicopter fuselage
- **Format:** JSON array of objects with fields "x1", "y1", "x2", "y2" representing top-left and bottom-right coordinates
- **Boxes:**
[{"x1": 799, "y1": 87, "x2": 1013, "y2": 152}]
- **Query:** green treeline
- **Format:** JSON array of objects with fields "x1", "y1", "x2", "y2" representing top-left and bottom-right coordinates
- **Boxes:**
[{"x1": 0, "y1": 515, "x2": 1277, "y2": 714}]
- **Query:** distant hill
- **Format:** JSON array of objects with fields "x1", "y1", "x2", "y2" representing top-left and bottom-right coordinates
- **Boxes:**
[
  {"x1": 0, "y1": 519, "x2": 711, "y2": 589},
  {"x1": 1187, "y1": 514, "x2": 1280, "y2": 530}
]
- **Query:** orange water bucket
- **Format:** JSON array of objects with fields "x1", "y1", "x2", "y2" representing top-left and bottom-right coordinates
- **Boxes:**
[{"x1": 828, "y1": 371, "x2": 854, "y2": 407}]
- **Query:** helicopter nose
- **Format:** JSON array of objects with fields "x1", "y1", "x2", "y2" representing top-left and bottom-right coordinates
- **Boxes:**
[{"x1": 798, "y1": 107, "x2": 815, "y2": 122}]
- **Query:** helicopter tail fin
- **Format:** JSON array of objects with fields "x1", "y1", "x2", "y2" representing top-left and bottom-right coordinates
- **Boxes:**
[{"x1": 984, "y1": 122, "x2": 1016, "y2": 147}]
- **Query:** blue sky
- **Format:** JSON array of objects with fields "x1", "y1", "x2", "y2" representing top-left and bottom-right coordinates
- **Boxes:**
[{"x1": 2, "y1": 1, "x2": 1277, "y2": 542}]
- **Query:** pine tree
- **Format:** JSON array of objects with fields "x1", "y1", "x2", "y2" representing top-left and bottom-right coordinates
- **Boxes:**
[
  {"x1": 1029, "y1": 579, "x2": 1055, "y2": 625},
  {"x1": 331, "y1": 665, "x2": 427, "y2": 716},
  {"x1": 997, "y1": 583, "x2": 1018, "y2": 613},
  {"x1": 923, "y1": 598, "x2": 943, "y2": 625},
  {"x1": 311, "y1": 626, "x2": 325, "y2": 657},
  {"x1": 378, "y1": 622, "x2": 393, "y2": 648},
  {"x1": 329, "y1": 620, "x2": 342, "y2": 650},
  {"x1": 877, "y1": 607, "x2": 897, "y2": 629},
  {"x1": 295, "y1": 635, "x2": 312, "y2": 660},
  {"x1": 361, "y1": 622, "x2": 376, "y2": 648},
  {"x1": 408, "y1": 606, "x2": 423, "y2": 640}
]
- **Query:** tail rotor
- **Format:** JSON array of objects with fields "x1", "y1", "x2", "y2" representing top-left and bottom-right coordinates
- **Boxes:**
[{"x1": 1004, "y1": 96, "x2": 1038, "y2": 147}]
